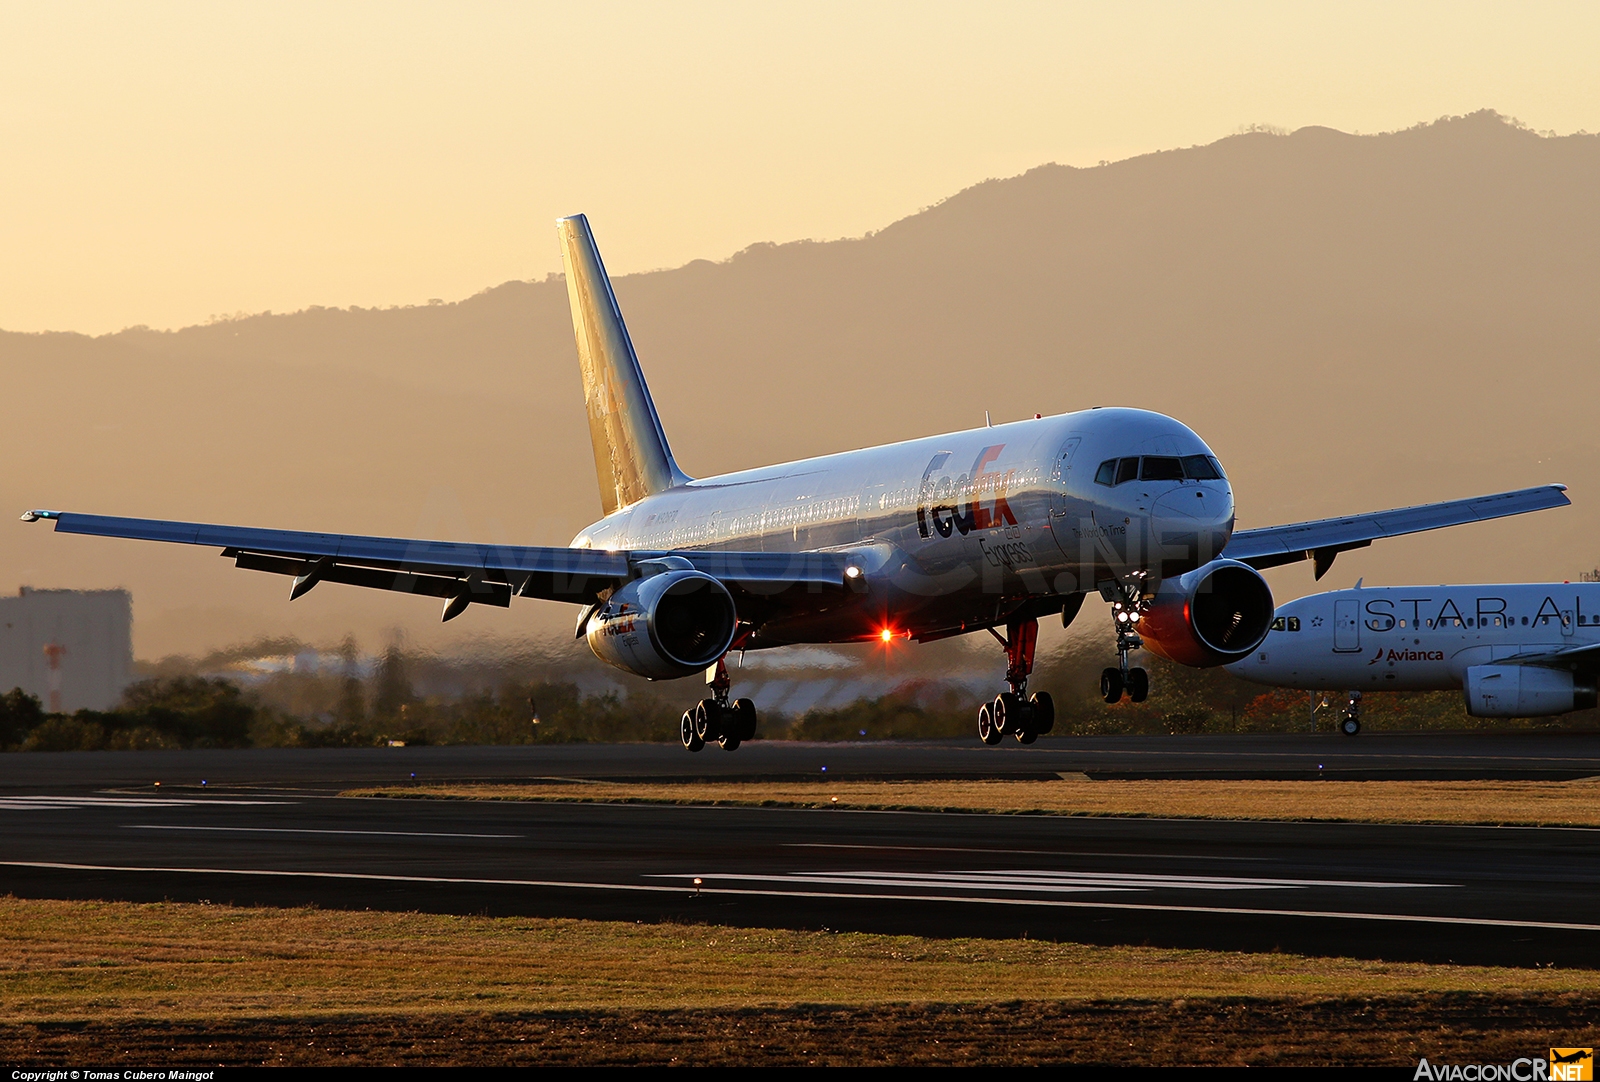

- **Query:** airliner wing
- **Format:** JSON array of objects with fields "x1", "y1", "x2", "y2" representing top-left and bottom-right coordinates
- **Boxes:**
[
  {"x1": 1486, "y1": 641, "x2": 1600, "y2": 672},
  {"x1": 20, "y1": 511, "x2": 856, "y2": 620},
  {"x1": 1221, "y1": 484, "x2": 1570, "y2": 580}
]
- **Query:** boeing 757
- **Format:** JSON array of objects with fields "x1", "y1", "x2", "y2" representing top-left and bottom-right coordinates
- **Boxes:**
[
  {"x1": 22, "y1": 216, "x2": 1571, "y2": 750},
  {"x1": 1228, "y1": 580, "x2": 1600, "y2": 733}
]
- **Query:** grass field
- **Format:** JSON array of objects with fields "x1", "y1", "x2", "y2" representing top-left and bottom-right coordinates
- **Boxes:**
[
  {"x1": 345, "y1": 776, "x2": 1600, "y2": 827},
  {"x1": 3, "y1": 896, "x2": 1598, "y2": 1065}
]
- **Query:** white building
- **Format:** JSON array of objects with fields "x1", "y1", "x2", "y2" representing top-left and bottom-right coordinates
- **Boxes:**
[{"x1": 0, "y1": 587, "x2": 133, "y2": 712}]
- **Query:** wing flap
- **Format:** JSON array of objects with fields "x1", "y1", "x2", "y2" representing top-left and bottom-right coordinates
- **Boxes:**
[{"x1": 1222, "y1": 485, "x2": 1570, "y2": 579}]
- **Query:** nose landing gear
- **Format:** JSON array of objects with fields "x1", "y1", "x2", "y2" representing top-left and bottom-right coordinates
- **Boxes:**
[
  {"x1": 680, "y1": 658, "x2": 758, "y2": 752},
  {"x1": 1340, "y1": 690, "x2": 1362, "y2": 736},
  {"x1": 1101, "y1": 589, "x2": 1149, "y2": 703},
  {"x1": 976, "y1": 617, "x2": 1055, "y2": 745}
]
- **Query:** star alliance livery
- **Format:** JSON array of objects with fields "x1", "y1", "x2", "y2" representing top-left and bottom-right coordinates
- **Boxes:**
[
  {"x1": 1228, "y1": 580, "x2": 1600, "y2": 734},
  {"x1": 23, "y1": 216, "x2": 1571, "y2": 751}
]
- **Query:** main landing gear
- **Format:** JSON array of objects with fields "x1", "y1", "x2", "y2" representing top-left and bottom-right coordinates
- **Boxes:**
[
  {"x1": 1100, "y1": 588, "x2": 1149, "y2": 704},
  {"x1": 1340, "y1": 690, "x2": 1362, "y2": 736},
  {"x1": 680, "y1": 658, "x2": 758, "y2": 752},
  {"x1": 976, "y1": 617, "x2": 1055, "y2": 746}
]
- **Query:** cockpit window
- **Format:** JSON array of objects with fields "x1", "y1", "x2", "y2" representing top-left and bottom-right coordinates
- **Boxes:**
[
  {"x1": 1094, "y1": 459, "x2": 1117, "y2": 486},
  {"x1": 1182, "y1": 454, "x2": 1222, "y2": 480},
  {"x1": 1139, "y1": 456, "x2": 1185, "y2": 481},
  {"x1": 1270, "y1": 616, "x2": 1302, "y2": 632},
  {"x1": 1114, "y1": 457, "x2": 1139, "y2": 485}
]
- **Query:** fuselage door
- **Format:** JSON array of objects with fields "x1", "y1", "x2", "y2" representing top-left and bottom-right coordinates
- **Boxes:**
[
  {"x1": 1049, "y1": 437, "x2": 1083, "y2": 520},
  {"x1": 1333, "y1": 599, "x2": 1362, "y2": 652},
  {"x1": 1562, "y1": 608, "x2": 1576, "y2": 638}
]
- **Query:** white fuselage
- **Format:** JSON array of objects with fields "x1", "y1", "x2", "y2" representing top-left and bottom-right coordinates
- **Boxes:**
[{"x1": 1227, "y1": 583, "x2": 1600, "y2": 691}]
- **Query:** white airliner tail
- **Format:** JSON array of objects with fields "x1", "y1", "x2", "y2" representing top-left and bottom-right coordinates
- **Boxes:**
[{"x1": 557, "y1": 214, "x2": 690, "y2": 515}]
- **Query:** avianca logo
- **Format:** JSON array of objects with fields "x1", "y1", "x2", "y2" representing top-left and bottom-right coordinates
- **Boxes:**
[
  {"x1": 1368, "y1": 646, "x2": 1446, "y2": 665},
  {"x1": 916, "y1": 445, "x2": 1019, "y2": 539}
]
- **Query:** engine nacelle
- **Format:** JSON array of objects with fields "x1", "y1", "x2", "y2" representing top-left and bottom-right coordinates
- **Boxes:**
[
  {"x1": 1139, "y1": 559, "x2": 1275, "y2": 668},
  {"x1": 1463, "y1": 664, "x2": 1596, "y2": 718},
  {"x1": 585, "y1": 569, "x2": 738, "y2": 680}
]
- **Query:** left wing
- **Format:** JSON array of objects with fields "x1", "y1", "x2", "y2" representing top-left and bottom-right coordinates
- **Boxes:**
[
  {"x1": 20, "y1": 511, "x2": 859, "y2": 621},
  {"x1": 1221, "y1": 485, "x2": 1570, "y2": 580}
]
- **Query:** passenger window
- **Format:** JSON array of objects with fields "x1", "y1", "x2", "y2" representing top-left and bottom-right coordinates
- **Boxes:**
[
  {"x1": 1140, "y1": 456, "x2": 1185, "y2": 481},
  {"x1": 1181, "y1": 454, "x2": 1221, "y2": 480},
  {"x1": 1271, "y1": 617, "x2": 1285, "y2": 631},
  {"x1": 1287, "y1": 617, "x2": 1300, "y2": 631},
  {"x1": 1095, "y1": 460, "x2": 1118, "y2": 486},
  {"x1": 1114, "y1": 457, "x2": 1140, "y2": 485}
]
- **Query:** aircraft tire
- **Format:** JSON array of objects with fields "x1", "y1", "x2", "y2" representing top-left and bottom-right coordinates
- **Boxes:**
[
  {"x1": 681, "y1": 711, "x2": 705, "y2": 752},
  {"x1": 1101, "y1": 668, "x2": 1124, "y2": 704},
  {"x1": 1016, "y1": 728, "x2": 1037, "y2": 744},
  {"x1": 719, "y1": 733, "x2": 741, "y2": 751},
  {"x1": 1341, "y1": 716, "x2": 1361, "y2": 736},
  {"x1": 977, "y1": 703, "x2": 1002, "y2": 745},
  {"x1": 1029, "y1": 692, "x2": 1055, "y2": 734},
  {"x1": 994, "y1": 693, "x2": 1020, "y2": 735},
  {"x1": 731, "y1": 698, "x2": 758, "y2": 741},
  {"x1": 1127, "y1": 668, "x2": 1149, "y2": 703},
  {"x1": 693, "y1": 699, "x2": 721, "y2": 742}
]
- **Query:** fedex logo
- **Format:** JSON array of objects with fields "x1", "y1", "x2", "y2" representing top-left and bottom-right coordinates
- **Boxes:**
[{"x1": 916, "y1": 445, "x2": 1019, "y2": 539}]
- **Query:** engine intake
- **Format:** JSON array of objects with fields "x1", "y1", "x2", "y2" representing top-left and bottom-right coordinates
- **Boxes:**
[
  {"x1": 1464, "y1": 664, "x2": 1596, "y2": 718},
  {"x1": 585, "y1": 569, "x2": 738, "y2": 679},
  {"x1": 1140, "y1": 559, "x2": 1274, "y2": 668}
]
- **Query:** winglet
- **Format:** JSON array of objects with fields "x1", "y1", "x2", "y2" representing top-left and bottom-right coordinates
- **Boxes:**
[
  {"x1": 20, "y1": 510, "x2": 58, "y2": 522},
  {"x1": 557, "y1": 214, "x2": 691, "y2": 516}
]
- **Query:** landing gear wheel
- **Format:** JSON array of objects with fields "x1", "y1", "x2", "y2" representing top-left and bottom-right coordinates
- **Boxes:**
[
  {"x1": 977, "y1": 702, "x2": 1002, "y2": 745},
  {"x1": 718, "y1": 732, "x2": 741, "y2": 751},
  {"x1": 680, "y1": 711, "x2": 704, "y2": 752},
  {"x1": 1028, "y1": 692, "x2": 1055, "y2": 735},
  {"x1": 729, "y1": 698, "x2": 758, "y2": 742},
  {"x1": 1016, "y1": 728, "x2": 1037, "y2": 744},
  {"x1": 1341, "y1": 716, "x2": 1361, "y2": 736},
  {"x1": 993, "y1": 692, "x2": 1021, "y2": 735},
  {"x1": 692, "y1": 699, "x2": 721, "y2": 743},
  {"x1": 1126, "y1": 667, "x2": 1149, "y2": 703},
  {"x1": 1100, "y1": 667, "x2": 1124, "y2": 704}
]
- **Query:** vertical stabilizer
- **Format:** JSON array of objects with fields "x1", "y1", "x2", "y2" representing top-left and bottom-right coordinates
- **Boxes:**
[{"x1": 557, "y1": 214, "x2": 690, "y2": 515}]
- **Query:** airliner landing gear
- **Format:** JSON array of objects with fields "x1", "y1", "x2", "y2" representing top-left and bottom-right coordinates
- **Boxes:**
[
  {"x1": 680, "y1": 658, "x2": 758, "y2": 752},
  {"x1": 1340, "y1": 690, "x2": 1362, "y2": 736},
  {"x1": 1101, "y1": 589, "x2": 1149, "y2": 703},
  {"x1": 976, "y1": 618, "x2": 1054, "y2": 746}
]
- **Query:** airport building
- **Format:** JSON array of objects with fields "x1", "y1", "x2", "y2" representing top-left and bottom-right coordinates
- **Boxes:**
[{"x1": 0, "y1": 587, "x2": 134, "y2": 712}]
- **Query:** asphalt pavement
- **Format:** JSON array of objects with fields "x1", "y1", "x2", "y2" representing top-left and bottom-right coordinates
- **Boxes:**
[{"x1": 2, "y1": 735, "x2": 1597, "y2": 968}]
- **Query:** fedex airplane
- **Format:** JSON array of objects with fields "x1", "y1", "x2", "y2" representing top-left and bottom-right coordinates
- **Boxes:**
[
  {"x1": 22, "y1": 216, "x2": 1570, "y2": 751},
  {"x1": 1228, "y1": 581, "x2": 1600, "y2": 734}
]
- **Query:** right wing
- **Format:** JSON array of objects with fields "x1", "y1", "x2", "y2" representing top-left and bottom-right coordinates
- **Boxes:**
[
  {"x1": 1221, "y1": 485, "x2": 1570, "y2": 579},
  {"x1": 21, "y1": 511, "x2": 860, "y2": 621}
]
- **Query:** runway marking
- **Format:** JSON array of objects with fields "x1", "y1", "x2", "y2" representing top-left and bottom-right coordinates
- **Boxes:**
[
  {"x1": 651, "y1": 869, "x2": 1447, "y2": 894},
  {"x1": 125, "y1": 825, "x2": 523, "y2": 840},
  {"x1": 784, "y1": 843, "x2": 1271, "y2": 861},
  {"x1": 0, "y1": 796, "x2": 290, "y2": 811},
  {"x1": 2, "y1": 860, "x2": 1582, "y2": 933}
]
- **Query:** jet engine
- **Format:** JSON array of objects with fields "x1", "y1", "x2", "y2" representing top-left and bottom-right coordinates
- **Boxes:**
[
  {"x1": 585, "y1": 568, "x2": 738, "y2": 680},
  {"x1": 1139, "y1": 559, "x2": 1275, "y2": 668},
  {"x1": 1464, "y1": 664, "x2": 1596, "y2": 718}
]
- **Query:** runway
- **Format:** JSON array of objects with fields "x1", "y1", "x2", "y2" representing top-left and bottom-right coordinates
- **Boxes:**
[{"x1": 2, "y1": 735, "x2": 1597, "y2": 968}]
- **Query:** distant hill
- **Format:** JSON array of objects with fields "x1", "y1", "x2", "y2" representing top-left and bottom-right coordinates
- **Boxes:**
[{"x1": 5, "y1": 109, "x2": 1597, "y2": 660}]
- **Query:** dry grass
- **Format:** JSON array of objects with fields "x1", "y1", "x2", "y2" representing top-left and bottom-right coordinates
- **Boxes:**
[
  {"x1": 346, "y1": 776, "x2": 1600, "y2": 827},
  {"x1": 4, "y1": 896, "x2": 1600, "y2": 1025}
]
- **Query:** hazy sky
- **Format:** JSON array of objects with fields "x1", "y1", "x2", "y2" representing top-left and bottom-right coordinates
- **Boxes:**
[{"x1": 3, "y1": 1, "x2": 1597, "y2": 334}]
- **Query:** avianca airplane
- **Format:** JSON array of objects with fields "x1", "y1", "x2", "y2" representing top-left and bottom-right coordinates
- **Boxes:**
[
  {"x1": 23, "y1": 216, "x2": 1570, "y2": 751},
  {"x1": 1227, "y1": 581, "x2": 1600, "y2": 734}
]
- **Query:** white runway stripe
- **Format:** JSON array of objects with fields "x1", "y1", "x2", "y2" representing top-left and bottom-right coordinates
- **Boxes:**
[
  {"x1": 0, "y1": 796, "x2": 289, "y2": 810},
  {"x1": 0, "y1": 860, "x2": 1591, "y2": 933},
  {"x1": 651, "y1": 869, "x2": 1448, "y2": 893},
  {"x1": 125, "y1": 825, "x2": 523, "y2": 839}
]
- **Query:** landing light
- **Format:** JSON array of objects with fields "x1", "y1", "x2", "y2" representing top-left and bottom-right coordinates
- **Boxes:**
[{"x1": 880, "y1": 628, "x2": 894, "y2": 643}]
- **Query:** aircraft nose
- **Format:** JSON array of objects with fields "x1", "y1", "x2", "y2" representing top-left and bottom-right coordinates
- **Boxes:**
[{"x1": 1151, "y1": 486, "x2": 1234, "y2": 566}]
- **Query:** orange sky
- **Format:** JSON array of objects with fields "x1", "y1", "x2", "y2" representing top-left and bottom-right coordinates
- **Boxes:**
[{"x1": 3, "y1": 1, "x2": 1598, "y2": 335}]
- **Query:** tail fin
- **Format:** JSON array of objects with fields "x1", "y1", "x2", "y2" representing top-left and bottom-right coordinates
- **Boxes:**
[{"x1": 557, "y1": 214, "x2": 690, "y2": 515}]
